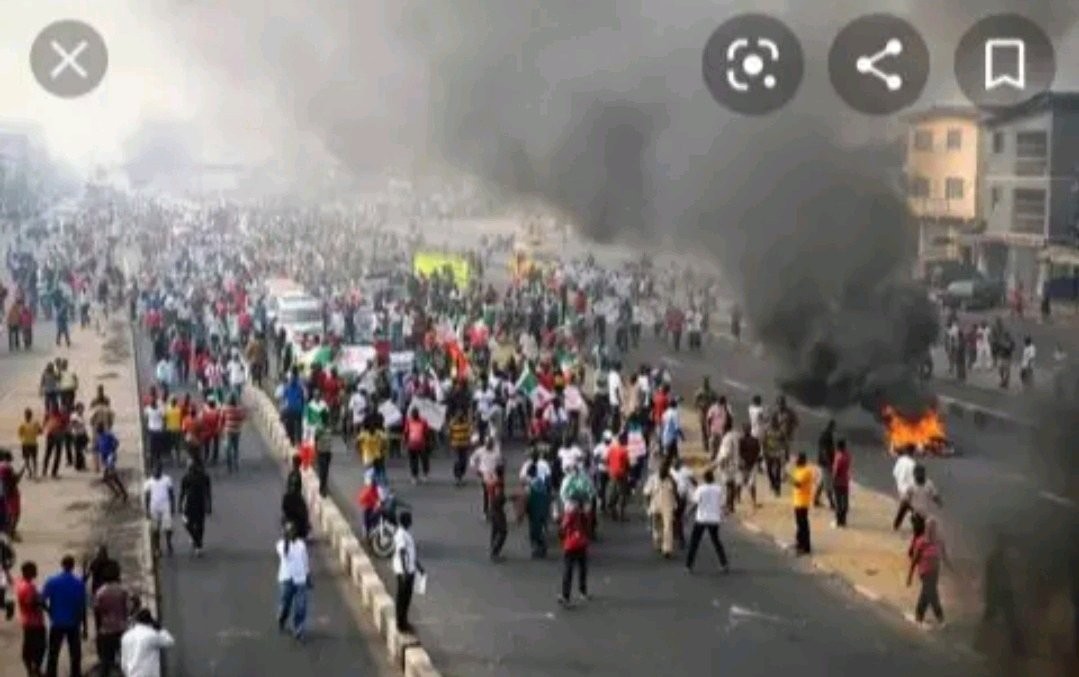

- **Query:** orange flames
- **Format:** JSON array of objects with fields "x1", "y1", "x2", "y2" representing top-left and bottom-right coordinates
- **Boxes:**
[{"x1": 881, "y1": 405, "x2": 948, "y2": 454}]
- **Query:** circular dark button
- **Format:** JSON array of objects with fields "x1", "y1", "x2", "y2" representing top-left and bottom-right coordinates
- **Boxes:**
[
  {"x1": 829, "y1": 14, "x2": 930, "y2": 116},
  {"x1": 30, "y1": 20, "x2": 109, "y2": 99},
  {"x1": 703, "y1": 14, "x2": 804, "y2": 116},
  {"x1": 954, "y1": 14, "x2": 1055, "y2": 111}
]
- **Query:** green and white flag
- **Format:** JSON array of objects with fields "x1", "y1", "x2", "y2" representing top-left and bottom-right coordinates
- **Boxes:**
[{"x1": 515, "y1": 364, "x2": 550, "y2": 406}]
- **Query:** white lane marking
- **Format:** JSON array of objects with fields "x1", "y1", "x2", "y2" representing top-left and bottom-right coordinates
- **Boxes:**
[
  {"x1": 741, "y1": 521, "x2": 762, "y2": 534},
  {"x1": 727, "y1": 604, "x2": 802, "y2": 627},
  {"x1": 722, "y1": 378, "x2": 751, "y2": 393},
  {"x1": 1039, "y1": 490, "x2": 1077, "y2": 509},
  {"x1": 854, "y1": 585, "x2": 882, "y2": 602},
  {"x1": 662, "y1": 356, "x2": 683, "y2": 367},
  {"x1": 935, "y1": 394, "x2": 1029, "y2": 427},
  {"x1": 725, "y1": 375, "x2": 750, "y2": 393}
]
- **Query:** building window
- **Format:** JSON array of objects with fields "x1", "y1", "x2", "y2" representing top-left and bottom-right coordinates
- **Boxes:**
[
  {"x1": 991, "y1": 186, "x2": 1001, "y2": 209},
  {"x1": 909, "y1": 176, "x2": 931, "y2": 198},
  {"x1": 946, "y1": 129, "x2": 962, "y2": 150},
  {"x1": 945, "y1": 177, "x2": 964, "y2": 200},
  {"x1": 1012, "y1": 188, "x2": 1047, "y2": 233},
  {"x1": 992, "y1": 132, "x2": 1005, "y2": 154},
  {"x1": 913, "y1": 129, "x2": 932, "y2": 152},
  {"x1": 1015, "y1": 131, "x2": 1048, "y2": 176}
]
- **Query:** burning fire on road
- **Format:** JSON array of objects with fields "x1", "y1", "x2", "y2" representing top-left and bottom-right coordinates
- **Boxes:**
[{"x1": 881, "y1": 405, "x2": 955, "y2": 457}]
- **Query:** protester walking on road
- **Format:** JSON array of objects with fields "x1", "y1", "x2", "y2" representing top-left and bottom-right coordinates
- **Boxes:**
[
  {"x1": 894, "y1": 464, "x2": 942, "y2": 549},
  {"x1": 393, "y1": 510, "x2": 423, "y2": 633},
  {"x1": 92, "y1": 559, "x2": 129, "y2": 673},
  {"x1": 448, "y1": 411, "x2": 472, "y2": 486},
  {"x1": 685, "y1": 471, "x2": 730, "y2": 574},
  {"x1": 488, "y1": 464, "x2": 509, "y2": 561},
  {"x1": 179, "y1": 458, "x2": 212, "y2": 556},
  {"x1": 281, "y1": 455, "x2": 310, "y2": 540},
  {"x1": 736, "y1": 421, "x2": 761, "y2": 508},
  {"x1": 1019, "y1": 336, "x2": 1036, "y2": 388},
  {"x1": 97, "y1": 423, "x2": 128, "y2": 503},
  {"x1": 469, "y1": 436, "x2": 502, "y2": 521},
  {"x1": 557, "y1": 504, "x2": 590, "y2": 607},
  {"x1": 144, "y1": 464, "x2": 175, "y2": 556},
  {"x1": 221, "y1": 394, "x2": 245, "y2": 472},
  {"x1": 121, "y1": 607, "x2": 174, "y2": 677},
  {"x1": 644, "y1": 462, "x2": 678, "y2": 558},
  {"x1": 832, "y1": 439, "x2": 852, "y2": 527},
  {"x1": 789, "y1": 453, "x2": 813, "y2": 556},
  {"x1": 276, "y1": 521, "x2": 311, "y2": 642},
  {"x1": 16, "y1": 560, "x2": 46, "y2": 676},
  {"x1": 357, "y1": 418, "x2": 388, "y2": 486},
  {"x1": 42, "y1": 554, "x2": 86, "y2": 677},
  {"x1": 18, "y1": 408, "x2": 42, "y2": 479},
  {"x1": 524, "y1": 463, "x2": 550, "y2": 558},
  {"x1": 314, "y1": 414, "x2": 334, "y2": 497},
  {"x1": 404, "y1": 408, "x2": 431, "y2": 484},
  {"x1": 907, "y1": 517, "x2": 951, "y2": 629},
  {"x1": 814, "y1": 420, "x2": 836, "y2": 510}
]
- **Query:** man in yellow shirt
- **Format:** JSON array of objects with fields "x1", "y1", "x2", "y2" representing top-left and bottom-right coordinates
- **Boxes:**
[
  {"x1": 17, "y1": 408, "x2": 43, "y2": 478},
  {"x1": 788, "y1": 452, "x2": 814, "y2": 556},
  {"x1": 164, "y1": 398, "x2": 184, "y2": 464},
  {"x1": 357, "y1": 421, "x2": 387, "y2": 484}
]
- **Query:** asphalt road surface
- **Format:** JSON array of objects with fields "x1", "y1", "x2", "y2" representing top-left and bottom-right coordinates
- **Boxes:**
[
  {"x1": 317, "y1": 403, "x2": 974, "y2": 674},
  {"x1": 133, "y1": 335, "x2": 391, "y2": 677},
  {"x1": 632, "y1": 334, "x2": 1078, "y2": 556}
]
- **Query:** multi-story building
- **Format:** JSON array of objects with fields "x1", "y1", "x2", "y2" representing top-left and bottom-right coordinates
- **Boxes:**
[
  {"x1": 979, "y1": 92, "x2": 1079, "y2": 298},
  {"x1": 903, "y1": 106, "x2": 982, "y2": 275}
]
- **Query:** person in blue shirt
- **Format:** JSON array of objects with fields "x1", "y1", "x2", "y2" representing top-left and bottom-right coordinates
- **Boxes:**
[
  {"x1": 42, "y1": 555, "x2": 85, "y2": 677},
  {"x1": 281, "y1": 369, "x2": 306, "y2": 445},
  {"x1": 96, "y1": 425, "x2": 128, "y2": 503}
]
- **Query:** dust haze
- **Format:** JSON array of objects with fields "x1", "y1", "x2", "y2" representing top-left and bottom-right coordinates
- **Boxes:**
[{"x1": 131, "y1": 0, "x2": 1079, "y2": 669}]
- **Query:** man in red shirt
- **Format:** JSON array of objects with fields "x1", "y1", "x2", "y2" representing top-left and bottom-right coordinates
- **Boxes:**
[
  {"x1": 605, "y1": 433, "x2": 630, "y2": 521},
  {"x1": 200, "y1": 401, "x2": 222, "y2": 466},
  {"x1": 832, "y1": 439, "x2": 852, "y2": 527},
  {"x1": 15, "y1": 561, "x2": 45, "y2": 675},
  {"x1": 403, "y1": 409, "x2": 430, "y2": 483},
  {"x1": 221, "y1": 395, "x2": 246, "y2": 473}
]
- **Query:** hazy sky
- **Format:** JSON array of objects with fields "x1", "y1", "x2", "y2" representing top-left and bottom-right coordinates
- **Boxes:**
[{"x1": 1, "y1": 1, "x2": 1076, "y2": 177}]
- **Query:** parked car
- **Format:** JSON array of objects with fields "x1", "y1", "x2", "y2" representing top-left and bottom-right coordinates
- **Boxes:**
[{"x1": 939, "y1": 277, "x2": 1005, "y2": 311}]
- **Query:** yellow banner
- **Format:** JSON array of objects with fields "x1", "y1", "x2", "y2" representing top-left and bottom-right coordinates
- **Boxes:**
[{"x1": 413, "y1": 251, "x2": 471, "y2": 287}]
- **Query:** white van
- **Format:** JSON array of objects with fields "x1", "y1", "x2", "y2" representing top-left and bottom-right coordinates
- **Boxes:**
[{"x1": 274, "y1": 294, "x2": 324, "y2": 343}]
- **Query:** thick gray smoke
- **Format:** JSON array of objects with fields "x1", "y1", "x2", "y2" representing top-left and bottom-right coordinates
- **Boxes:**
[
  {"x1": 121, "y1": 120, "x2": 198, "y2": 187},
  {"x1": 149, "y1": 0, "x2": 1079, "y2": 417},
  {"x1": 399, "y1": 0, "x2": 1078, "y2": 416}
]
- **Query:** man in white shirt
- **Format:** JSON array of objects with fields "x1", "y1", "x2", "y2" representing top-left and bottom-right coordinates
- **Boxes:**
[
  {"x1": 226, "y1": 354, "x2": 246, "y2": 397},
  {"x1": 557, "y1": 441, "x2": 584, "y2": 474},
  {"x1": 892, "y1": 446, "x2": 917, "y2": 498},
  {"x1": 275, "y1": 521, "x2": 311, "y2": 640},
  {"x1": 1020, "y1": 336, "x2": 1036, "y2": 386},
  {"x1": 519, "y1": 446, "x2": 552, "y2": 485},
  {"x1": 143, "y1": 466, "x2": 175, "y2": 555},
  {"x1": 121, "y1": 609, "x2": 174, "y2": 677},
  {"x1": 347, "y1": 387, "x2": 368, "y2": 436},
  {"x1": 748, "y1": 395, "x2": 766, "y2": 442},
  {"x1": 144, "y1": 399, "x2": 167, "y2": 468},
  {"x1": 685, "y1": 470, "x2": 730, "y2": 573},
  {"x1": 469, "y1": 437, "x2": 502, "y2": 520},
  {"x1": 393, "y1": 511, "x2": 424, "y2": 633},
  {"x1": 715, "y1": 426, "x2": 741, "y2": 512},
  {"x1": 607, "y1": 366, "x2": 623, "y2": 429}
]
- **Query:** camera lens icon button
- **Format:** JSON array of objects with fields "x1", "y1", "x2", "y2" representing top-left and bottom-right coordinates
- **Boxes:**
[{"x1": 703, "y1": 14, "x2": 804, "y2": 116}]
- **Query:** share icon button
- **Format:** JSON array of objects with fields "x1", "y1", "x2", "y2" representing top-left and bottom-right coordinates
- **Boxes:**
[{"x1": 830, "y1": 14, "x2": 930, "y2": 115}]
